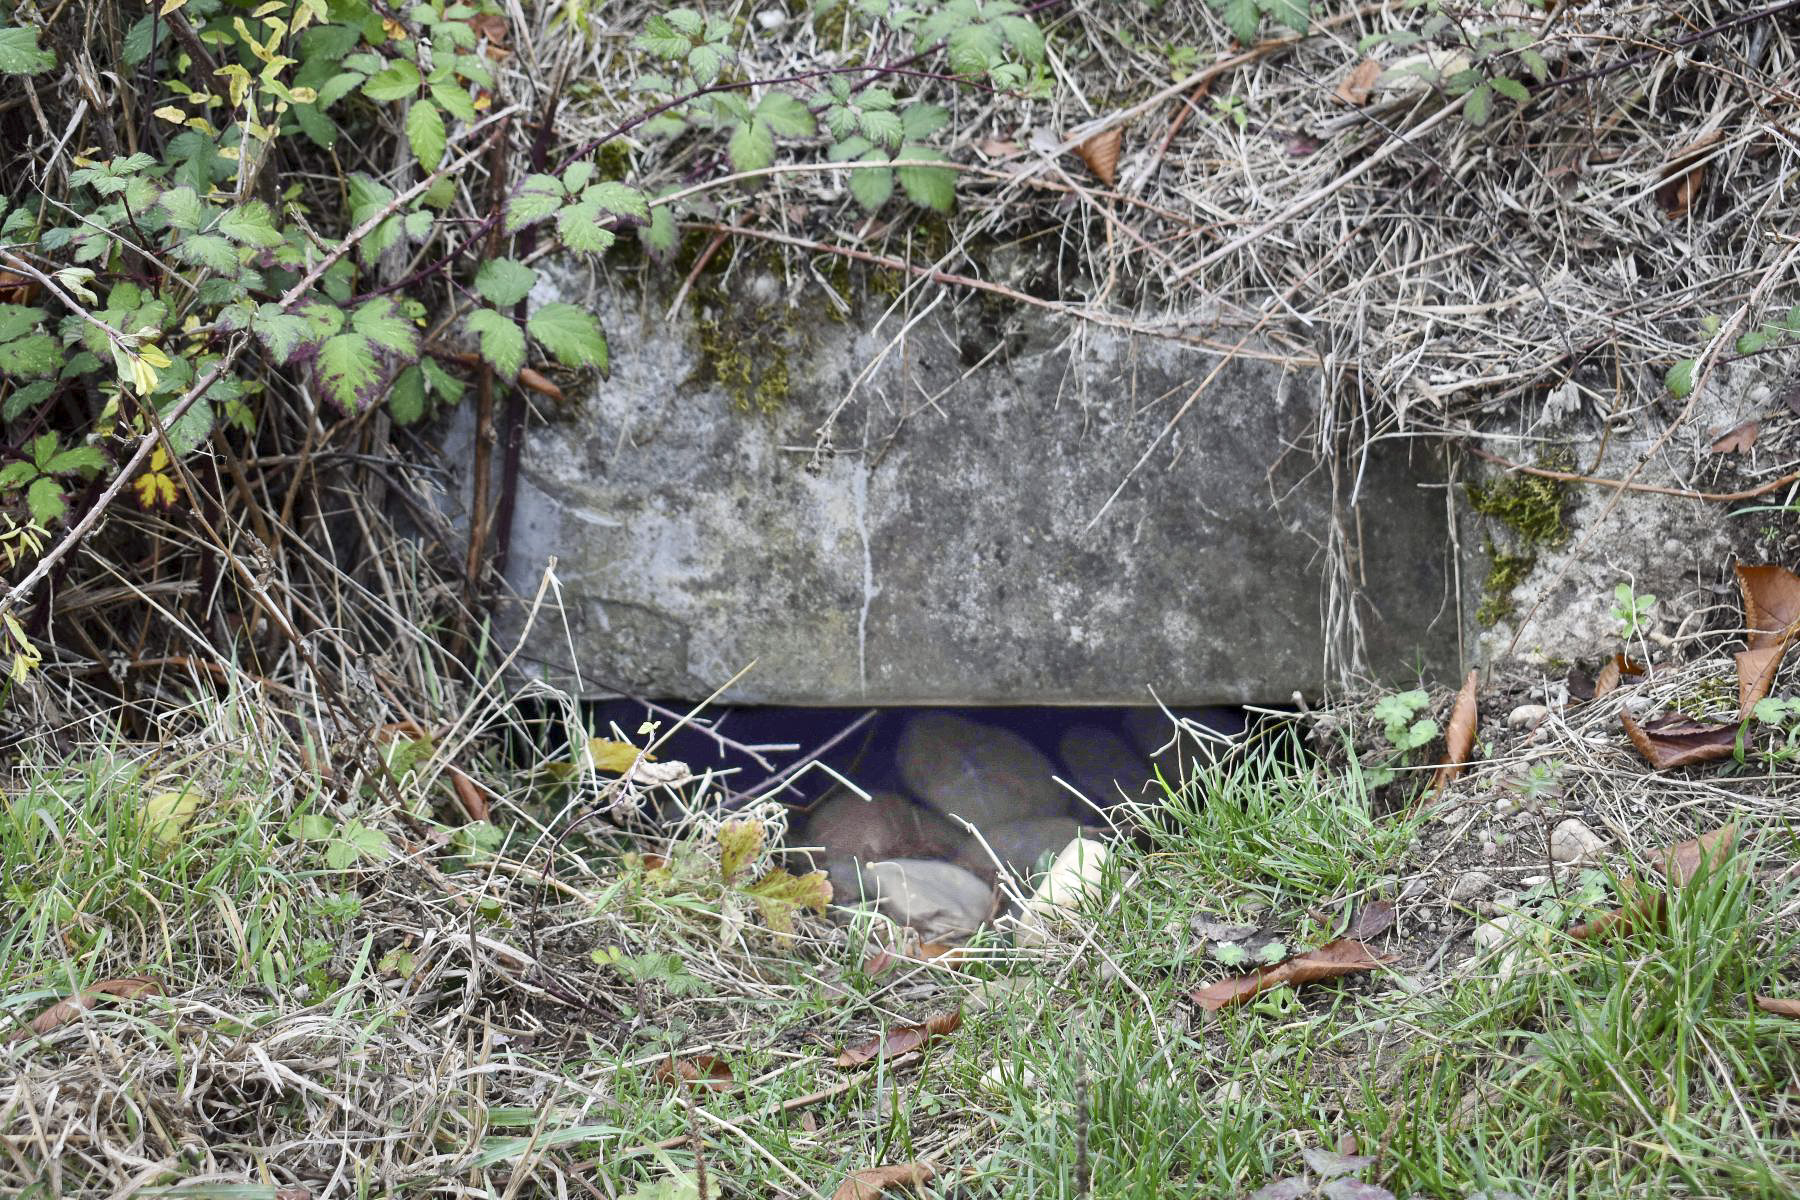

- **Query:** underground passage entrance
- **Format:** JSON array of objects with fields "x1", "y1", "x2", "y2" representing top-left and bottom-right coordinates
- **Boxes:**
[{"x1": 554, "y1": 702, "x2": 1254, "y2": 943}]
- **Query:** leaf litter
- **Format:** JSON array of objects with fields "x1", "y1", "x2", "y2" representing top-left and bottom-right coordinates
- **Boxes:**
[
  {"x1": 1190, "y1": 939, "x2": 1394, "y2": 1012},
  {"x1": 836, "y1": 1010, "x2": 962, "y2": 1067}
]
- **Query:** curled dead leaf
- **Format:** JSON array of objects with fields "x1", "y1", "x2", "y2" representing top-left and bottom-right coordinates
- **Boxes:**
[
  {"x1": 15, "y1": 977, "x2": 163, "y2": 1041},
  {"x1": 1335, "y1": 59, "x2": 1383, "y2": 107},
  {"x1": 836, "y1": 1009, "x2": 961, "y2": 1067},
  {"x1": 1738, "y1": 564, "x2": 1800, "y2": 648},
  {"x1": 1074, "y1": 127, "x2": 1122, "y2": 187},
  {"x1": 1657, "y1": 129, "x2": 1723, "y2": 220},
  {"x1": 1432, "y1": 669, "x2": 1479, "y2": 790},
  {"x1": 1710, "y1": 419, "x2": 1760, "y2": 454},
  {"x1": 652, "y1": 1054, "x2": 736, "y2": 1093},
  {"x1": 1755, "y1": 995, "x2": 1800, "y2": 1018},
  {"x1": 1343, "y1": 899, "x2": 1395, "y2": 941},
  {"x1": 1189, "y1": 939, "x2": 1393, "y2": 1012},
  {"x1": 832, "y1": 1163, "x2": 937, "y2": 1200},
  {"x1": 518, "y1": 367, "x2": 566, "y2": 404},
  {"x1": 1592, "y1": 653, "x2": 1645, "y2": 699},
  {"x1": 1570, "y1": 825, "x2": 1737, "y2": 941},
  {"x1": 1620, "y1": 709, "x2": 1737, "y2": 771}
]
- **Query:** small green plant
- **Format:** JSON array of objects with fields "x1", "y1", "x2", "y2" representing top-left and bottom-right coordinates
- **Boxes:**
[
  {"x1": 1362, "y1": 688, "x2": 1438, "y2": 788},
  {"x1": 1359, "y1": 0, "x2": 1547, "y2": 126},
  {"x1": 1669, "y1": 304, "x2": 1800, "y2": 398},
  {"x1": 1750, "y1": 696, "x2": 1800, "y2": 764},
  {"x1": 1206, "y1": 0, "x2": 1309, "y2": 48},
  {"x1": 1610, "y1": 582, "x2": 1657, "y2": 639}
]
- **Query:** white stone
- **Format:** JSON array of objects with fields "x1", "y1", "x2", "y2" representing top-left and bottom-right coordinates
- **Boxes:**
[
  {"x1": 1550, "y1": 819, "x2": 1606, "y2": 864},
  {"x1": 1506, "y1": 704, "x2": 1551, "y2": 729}
]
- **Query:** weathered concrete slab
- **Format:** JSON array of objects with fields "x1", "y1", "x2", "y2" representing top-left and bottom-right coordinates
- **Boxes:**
[{"x1": 443, "y1": 284, "x2": 1457, "y2": 704}]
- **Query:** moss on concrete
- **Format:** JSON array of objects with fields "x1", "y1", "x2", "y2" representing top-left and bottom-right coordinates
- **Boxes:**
[
  {"x1": 1477, "y1": 540, "x2": 1536, "y2": 627},
  {"x1": 1466, "y1": 472, "x2": 1570, "y2": 547}
]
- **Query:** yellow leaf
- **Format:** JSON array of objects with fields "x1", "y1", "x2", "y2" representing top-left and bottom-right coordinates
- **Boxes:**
[
  {"x1": 138, "y1": 342, "x2": 171, "y2": 370},
  {"x1": 717, "y1": 819, "x2": 765, "y2": 881},
  {"x1": 585, "y1": 737, "x2": 650, "y2": 773},
  {"x1": 159, "y1": 0, "x2": 187, "y2": 15},
  {"x1": 133, "y1": 450, "x2": 178, "y2": 510},
  {"x1": 216, "y1": 63, "x2": 253, "y2": 107},
  {"x1": 144, "y1": 787, "x2": 203, "y2": 850},
  {"x1": 152, "y1": 106, "x2": 189, "y2": 125},
  {"x1": 743, "y1": 869, "x2": 832, "y2": 934},
  {"x1": 382, "y1": 16, "x2": 405, "y2": 40}
]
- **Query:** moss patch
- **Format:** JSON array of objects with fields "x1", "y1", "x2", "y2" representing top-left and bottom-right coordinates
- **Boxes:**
[
  {"x1": 1476, "y1": 540, "x2": 1536, "y2": 626},
  {"x1": 1466, "y1": 472, "x2": 1570, "y2": 546}
]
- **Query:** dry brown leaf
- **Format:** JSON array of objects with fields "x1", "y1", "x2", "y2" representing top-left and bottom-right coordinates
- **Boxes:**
[
  {"x1": 1343, "y1": 900, "x2": 1395, "y2": 941},
  {"x1": 0, "y1": 270, "x2": 38, "y2": 305},
  {"x1": 652, "y1": 1055, "x2": 736, "y2": 1092},
  {"x1": 466, "y1": 10, "x2": 511, "y2": 56},
  {"x1": 1433, "y1": 669, "x2": 1479, "y2": 789},
  {"x1": 836, "y1": 1010, "x2": 961, "y2": 1067},
  {"x1": 518, "y1": 367, "x2": 566, "y2": 404},
  {"x1": 832, "y1": 1163, "x2": 937, "y2": 1199},
  {"x1": 1657, "y1": 130, "x2": 1723, "y2": 220},
  {"x1": 1335, "y1": 59, "x2": 1383, "y2": 106},
  {"x1": 1756, "y1": 995, "x2": 1800, "y2": 1018},
  {"x1": 973, "y1": 138, "x2": 1022, "y2": 159},
  {"x1": 1737, "y1": 564, "x2": 1800, "y2": 649},
  {"x1": 16, "y1": 977, "x2": 163, "y2": 1041},
  {"x1": 1656, "y1": 824, "x2": 1738, "y2": 885},
  {"x1": 1620, "y1": 710, "x2": 1737, "y2": 771},
  {"x1": 1710, "y1": 419, "x2": 1760, "y2": 454},
  {"x1": 1737, "y1": 640, "x2": 1793, "y2": 717},
  {"x1": 1571, "y1": 826, "x2": 1737, "y2": 941},
  {"x1": 1074, "y1": 128, "x2": 1121, "y2": 186},
  {"x1": 1592, "y1": 654, "x2": 1645, "y2": 699},
  {"x1": 1189, "y1": 939, "x2": 1393, "y2": 1012},
  {"x1": 1569, "y1": 889, "x2": 1663, "y2": 941}
]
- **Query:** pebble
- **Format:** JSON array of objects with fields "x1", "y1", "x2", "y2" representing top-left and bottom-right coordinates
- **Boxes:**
[
  {"x1": 805, "y1": 792, "x2": 961, "y2": 863},
  {"x1": 1449, "y1": 870, "x2": 1494, "y2": 902},
  {"x1": 1480, "y1": 840, "x2": 1499, "y2": 860},
  {"x1": 833, "y1": 858, "x2": 996, "y2": 943},
  {"x1": 1550, "y1": 818, "x2": 1606, "y2": 864},
  {"x1": 954, "y1": 816, "x2": 1085, "y2": 883},
  {"x1": 1507, "y1": 704, "x2": 1551, "y2": 729},
  {"x1": 897, "y1": 713, "x2": 1067, "y2": 829}
]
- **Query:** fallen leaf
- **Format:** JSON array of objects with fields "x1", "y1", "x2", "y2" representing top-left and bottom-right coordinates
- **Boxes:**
[
  {"x1": 832, "y1": 1163, "x2": 936, "y2": 1199},
  {"x1": 1189, "y1": 939, "x2": 1393, "y2": 1012},
  {"x1": 1249, "y1": 1179, "x2": 1313, "y2": 1200},
  {"x1": 1284, "y1": 133, "x2": 1323, "y2": 157},
  {"x1": 1755, "y1": 995, "x2": 1800, "y2": 1018},
  {"x1": 1322, "y1": 1180, "x2": 1396, "y2": 1200},
  {"x1": 973, "y1": 138, "x2": 1022, "y2": 159},
  {"x1": 143, "y1": 786, "x2": 203, "y2": 850},
  {"x1": 449, "y1": 768, "x2": 488, "y2": 822},
  {"x1": 588, "y1": 737, "x2": 652, "y2": 773},
  {"x1": 15, "y1": 977, "x2": 163, "y2": 1041},
  {"x1": 1303, "y1": 1147, "x2": 1377, "y2": 1178},
  {"x1": 1343, "y1": 900, "x2": 1395, "y2": 941},
  {"x1": 465, "y1": 10, "x2": 512, "y2": 57},
  {"x1": 1657, "y1": 130, "x2": 1722, "y2": 220},
  {"x1": 518, "y1": 367, "x2": 566, "y2": 404},
  {"x1": 1710, "y1": 419, "x2": 1760, "y2": 454},
  {"x1": 652, "y1": 1055, "x2": 735, "y2": 1093},
  {"x1": 1335, "y1": 59, "x2": 1383, "y2": 106},
  {"x1": 1620, "y1": 710, "x2": 1737, "y2": 770},
  {"x1": 1657, "y1": 823, "x2": 1738, "y2": 885},
  {"x1": 1571, "y1": 826, "x2": 1736, "y2": 941},
  {"x1": 1074, "y1": 127, "x2": 1122, "y2": 186},
  {"x1": 1737, "y1": 563, "x2": 1800, "y2": 648},
  {"x1": 1432, "y1": 669, "x2": 1479, "y2": 789},
  {"x1": 836, "y1": 1009, "x2": 961, "y2": 1067},
  {"x1": 1737, "y1": 640, "x2": 1794, "y2": 716},
  {"x1": 743, "y1": 867, "x2": 832, "y2": 934},
  {"x1": 1592, "y1": 653, "x2": 1645, "y2": 699}
]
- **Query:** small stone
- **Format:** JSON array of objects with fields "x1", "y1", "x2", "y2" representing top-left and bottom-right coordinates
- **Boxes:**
[
  {"x1": 1550, "y1": 818, "x2": 1606, "y2": 864},
  {"x1": 1449, "y1": 870, "x2": 1494, "y2": 902},
  {"x1": 1480, "y1": 840, "x2": 1499, "y2": 860},
  {"x1": 1507, "y1": 704, "x2": 1551, "y2": 729},
  {"x1": 1494, "y1": 797, "x2": 1518, "y2": 818},
  {"x1": 830, "y1": 859, "x2": 996, "y2": 943}
]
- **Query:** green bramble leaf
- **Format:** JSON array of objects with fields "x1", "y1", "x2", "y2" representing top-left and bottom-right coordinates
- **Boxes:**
[
  {"x1": 3, "y1": 379, "x2": 53, "y2": 421},
  {"x1": 897, "y1": 145, "x2": 954, "y2": 213},
  {"x1": 756, "y1": 92, "x2": 815, "y2": 137},
  {"x1": 406, "y1": 99, "x2": 447, "y2": 169},
  {"x1": 317, "y1": 332, "x2": 381, "y2": 411},
  {"x1": 217, "y1": 201, "x2": 284, "y2": 247},
  {"x1": 1492, "y1": 76, "x2": 1530, "y2": 104},
  {"x1": 387, "y1": 364, "x2": 426, "y2": 424},
  {"x1": 0, "y1": 304, "x2": 46, "y2": 344},
  {"x1": 25, "y1": 476, "x2": 66, "y2": 525},
  {"x1": 466, "y1": 308, "x2": 525, "y2": 380},
  {"x1": 475, "y1": 258, "x2": 538, "y2": 307},
  {"x1": 420, "y1": 355, "x2": 466, "y2": 404},
  {"x1": 44, "y1": 444, "x2": 105, "y2": 474},
  {"x1": 0, "y1": 25, "x2": 57, "y2": 75},
  {"x1": 0, "y1": 334, "x2": 61, "y2": 378},
  {"x1": 858, "y1": 108, "x2": 903, "y2": 151},
  {"x1": 351, "y1": 296, "x2": 419, "y2": 357},
  {"x1": 555, "y1": 201, "x2": 618, "y2": 254},
  {"x1": 1519, "y1": 49, "x2": 1549, "y2": 82},
  {"x1": 639, "y1": 204, "x2": 677, "y2": 258},
  {"x1": 431, "y1": 79, "x2": 477, "y2": 121},
  {"x1": 362, "y1": 59, "x2": 422, "y2": 101},
  {"x1": 1214, "y1": 0, "x2": 1260, "y2": 45},
  {"x1": 1464, "y1": 82, "x2": 1492, "y2": 126},
  {"x1": 1666, "y1": 358, "x2": 1697, "y2": 399},
  {"x1": 1261, "y1": 0, "x2": 1310, "y2": 35},
  {"x1": 562, "y1": 161, "x2": 596, "y2": 194},
  {"x1": 686, "y1": 42, "x2": 724, "y2": 86},
  {"x1": 584, "y1": 181, "x2": 649, "y2": 220},
  {"x1": 901, "y1": 103, "x2": 949, "y2": 140},
  {"x1": 158, "y1": 186, "x2": 207, "y2": 231},
  {"x1": 635, "y1": 13, "x2": 693, "y2": 59},
  {"x1": 174, "y1": 234, "x2": 242, "y2": 274},
  {"x1": 528, "y1": 303, "x2": 608, "y2": 372},
  {"x1": 728, "y1": 118, "x2": 775, "y2": 172},
  {"x1": 504, "y1": 173, "x2": 564, "y2": 233}
]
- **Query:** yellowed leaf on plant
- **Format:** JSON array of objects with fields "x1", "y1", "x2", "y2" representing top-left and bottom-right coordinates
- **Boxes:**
[
  {"x1": 743, "y1": 868, "x2": 831, "y2": 933},
  {"x1": 144, "y1": 787, "x2": 203, "y2": 850},
  {"x1": 133, "y1": 447, "x2": 178, "y2": 510},
  {"x1": 717, "y1": 818, "x2": 765, "y2": 881},
  {"x1": 160, "y1": 0, "x2": 188, "y2": 15}
]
